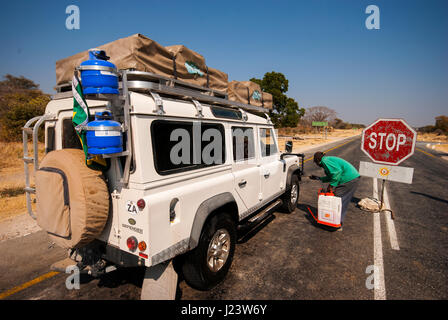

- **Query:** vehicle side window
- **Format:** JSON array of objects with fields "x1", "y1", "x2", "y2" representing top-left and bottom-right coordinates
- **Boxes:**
[
  {"x1": 151, "y1": 120, "x2": 225, "y2": 175},
  {"x1": 259, "y1": 128, "x2": 277, "y2": 157},
  {"x1": 62, "y1": 118, "x2": 82, "y2": 150},
  {"x1": 232, "y1": 127, "x2": 255, "y2": 161}
]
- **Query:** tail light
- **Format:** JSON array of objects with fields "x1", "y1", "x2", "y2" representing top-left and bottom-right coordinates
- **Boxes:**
[{"x1": 126, "y1": 236, "x2": 138, "y2": 252}]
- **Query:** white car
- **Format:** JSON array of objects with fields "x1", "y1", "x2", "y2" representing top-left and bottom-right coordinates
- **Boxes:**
[{"x1": 23, "y1": 70, "x2": 304, "y2": 292}]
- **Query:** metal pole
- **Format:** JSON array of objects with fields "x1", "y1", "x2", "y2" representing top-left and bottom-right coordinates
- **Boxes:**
[{"x1": 380, "y1": 179, "x2": 386, "y2": 210}]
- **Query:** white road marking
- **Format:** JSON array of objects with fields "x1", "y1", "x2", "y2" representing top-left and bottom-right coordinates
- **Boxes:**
[
  {"x1": 373, "y1": 178, "x2": 387, "y2": 300},
  {"x1": 383, "y1": 184, "x2": 400, "y2": 250}
]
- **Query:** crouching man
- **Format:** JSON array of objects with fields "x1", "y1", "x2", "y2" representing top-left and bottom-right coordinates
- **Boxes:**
[{"x1": 309, "y1": 152, "x2": 360, "y2": 230}]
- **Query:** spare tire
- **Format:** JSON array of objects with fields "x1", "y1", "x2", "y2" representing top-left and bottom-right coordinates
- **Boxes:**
[{"x1": 35, "y1": 149, "x2": 110, "y2": 249}]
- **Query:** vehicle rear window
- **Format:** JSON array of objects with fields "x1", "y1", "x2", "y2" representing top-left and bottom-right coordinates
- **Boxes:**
[
  {"x1": 62, "y1": 118, "x2": 82, "y2": 150},
  {"x1": 46, "y1": 126, "x2": 55, "y2": 153},
  {"x1": 151, "y1": 120, "x2": 226, "y2": 175}
]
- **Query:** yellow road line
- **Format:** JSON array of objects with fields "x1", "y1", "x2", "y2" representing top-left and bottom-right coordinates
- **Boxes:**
[
  {"x1": 416, "y1": 147, "x2": 438, "y2": 159},
  {"x1": 303, "y1": 138, "x2": 358, "y2": 163},
  {"x1": 0, "y1": 271, "x2": 59, "y2": 300}
]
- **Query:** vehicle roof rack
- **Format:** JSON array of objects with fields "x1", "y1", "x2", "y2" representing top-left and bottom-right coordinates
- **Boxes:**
[
  {"x1": 54, "y1": 69, "x2": 270, "y2": 114},
  {"x1": 52, "y1": 68, "x2": 271, "y2": 188}
]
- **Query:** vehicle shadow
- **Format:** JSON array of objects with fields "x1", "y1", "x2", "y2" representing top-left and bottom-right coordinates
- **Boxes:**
[
  {"x1": 173, "y1": 213, "x2": 277, "y2": 300},
  {"x1": 78, "y1": 267, "x2": 145, "y2": 289},
  {"x1": 237, "y1": 214, "x2": 276, "y2": 244}
]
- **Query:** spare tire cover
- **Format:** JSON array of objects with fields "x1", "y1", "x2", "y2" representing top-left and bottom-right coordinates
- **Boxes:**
[{"x1": 36, "y1": 149, "x2": 110, "y2": 249}]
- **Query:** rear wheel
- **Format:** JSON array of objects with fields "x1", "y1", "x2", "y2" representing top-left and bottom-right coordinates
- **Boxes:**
[
  {"x1": 281, "y1": 174, "x2": 300, "y2": 213},
  {"x1": 181, "y1": 213, "x2": 236, "y2": 291}
]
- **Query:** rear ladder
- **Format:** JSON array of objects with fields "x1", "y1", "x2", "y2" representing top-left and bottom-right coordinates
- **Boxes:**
[{"x1": 22, "y1": 114, "x2": 55, "y2": 219}]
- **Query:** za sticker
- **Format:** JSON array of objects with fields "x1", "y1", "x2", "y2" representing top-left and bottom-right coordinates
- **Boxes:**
[{"x1": 126, "y1": 201, "x2": 138, "y2": 215}]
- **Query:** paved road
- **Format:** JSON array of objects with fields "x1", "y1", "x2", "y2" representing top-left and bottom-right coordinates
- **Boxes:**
[{"x1": 1, "y1": 137, "x2": 447, "y2": 300}]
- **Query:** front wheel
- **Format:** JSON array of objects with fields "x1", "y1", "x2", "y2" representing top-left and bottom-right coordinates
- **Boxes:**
[
  {"x1": 181, "y1": 213, "x2": 236, "y2": 291},
  {"x1": 281, "y1": 174, "x2": 300, "y2": 213}
]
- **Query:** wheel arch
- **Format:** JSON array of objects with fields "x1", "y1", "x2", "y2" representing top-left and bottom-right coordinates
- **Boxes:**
[
  {"x1": 286, "y1": 164, "x2": 301, "y2": 190},
  {"x1": 188, "y1": 192, "x2": 238, "y2": 250}
]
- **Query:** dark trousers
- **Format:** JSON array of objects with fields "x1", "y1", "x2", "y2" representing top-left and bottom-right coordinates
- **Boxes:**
[{"x1": 333, "y1": 177, "x2": 360, "y2": 223}]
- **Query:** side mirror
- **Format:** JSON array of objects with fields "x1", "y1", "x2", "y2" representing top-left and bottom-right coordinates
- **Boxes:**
[{"x1": 285, "y1": 140, "x2": 293, "y2": 153}]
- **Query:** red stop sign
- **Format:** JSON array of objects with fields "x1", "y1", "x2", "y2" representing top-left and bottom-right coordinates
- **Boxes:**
[{"x1": 361, "y1": 119, "x2": 417, "y2": 165}]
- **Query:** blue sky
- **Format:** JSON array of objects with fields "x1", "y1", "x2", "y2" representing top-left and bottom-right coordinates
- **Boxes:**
[{"x1": 0, "y1": 0, "x2": 447, "y2": 127}]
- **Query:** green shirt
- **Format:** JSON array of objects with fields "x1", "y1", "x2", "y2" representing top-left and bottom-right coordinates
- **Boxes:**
[{"x1": 319, "y1": 156, "x2": 360, "y2": 187}]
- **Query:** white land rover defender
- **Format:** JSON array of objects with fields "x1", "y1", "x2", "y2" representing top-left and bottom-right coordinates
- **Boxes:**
[{"x1": 23, "y1": 67, "x2": 304, "y2": 294}]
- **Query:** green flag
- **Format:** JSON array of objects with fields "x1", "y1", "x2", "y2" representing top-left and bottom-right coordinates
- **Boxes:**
[{"x1": 72, "y1": 75, "x2": 107, "y2": 170}]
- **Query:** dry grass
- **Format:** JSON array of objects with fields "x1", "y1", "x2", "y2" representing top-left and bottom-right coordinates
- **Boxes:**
[
  {"x1": 417, "y1": 132, "x2": 448, "y2": 143},
  {"x1": 0, "y1": 195, "x2": 27, "y2": 222},
  {"x1": 277, "y1": 128, "x2": 362, "y2": 152},
  {"x1": 0, "y1": 141, "x2": 44, "y2": 171},
  {"x1": 0, "y1": 142, "x2": 43, "y2": 221},
  {"x1": 434, "y1": 144, "x2": 448, "y2": 153}
]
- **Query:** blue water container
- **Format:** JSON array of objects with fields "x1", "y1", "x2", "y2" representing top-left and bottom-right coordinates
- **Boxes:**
[
  {"x1": 86, "y1": 111, "x2": 123, "y2": 155},
  {"x1": 80, "y1": 49, "x2": 119, "y2": 95}
]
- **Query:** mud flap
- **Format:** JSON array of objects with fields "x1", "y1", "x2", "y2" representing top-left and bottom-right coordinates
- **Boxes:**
[{"x1": 141, "y1": 260, "x2": 178, "y2": 300}]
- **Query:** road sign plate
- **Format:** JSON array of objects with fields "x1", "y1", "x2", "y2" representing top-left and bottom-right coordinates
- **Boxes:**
[
  {"x1": 359, "y1": 161, "x2": 414, "y2": 184},
  {"x1": 312, "y1": 121, "x2": 328, "y2": 127}
]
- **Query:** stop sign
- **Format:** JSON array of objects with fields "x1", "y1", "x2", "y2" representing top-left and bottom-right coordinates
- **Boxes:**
[{"x1": 361, "y1": 118, "x2": 417, "y2": 165}]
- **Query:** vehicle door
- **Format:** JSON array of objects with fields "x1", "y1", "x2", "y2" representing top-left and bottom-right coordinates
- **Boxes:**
[
  {"x1": 258, "y1": 127, "x2": 283, "y2": 201},
  {"x1": 231, "y1": 126, "x2": 261, "y2": 210}
]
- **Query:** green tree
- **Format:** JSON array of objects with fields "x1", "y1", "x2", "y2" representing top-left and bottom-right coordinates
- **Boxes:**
[
  {"x1": 0, "y1": 74, "x2": 50, "y2": 141},
  {"x1": 0, "y1": 74, "x2": 39, "y2": 93},
  {"x1": 251, "y1": 72, "x2": 305, "y2": 127},
  {"x1": 332, "y1": 118, "x2": 345, "y2": 129}
]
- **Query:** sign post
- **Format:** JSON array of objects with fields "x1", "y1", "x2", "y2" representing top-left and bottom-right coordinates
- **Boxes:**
[
  {"x1": 360, "y1": 118, "x2": 417, "y2": 209},
  {"x1": 312, "y1": 121, "x2": 328, "y2": 140}
]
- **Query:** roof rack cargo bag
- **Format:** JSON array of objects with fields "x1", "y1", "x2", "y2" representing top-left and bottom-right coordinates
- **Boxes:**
[
  {"x1": 166, "y1": 44, "x2": 208, "y2": 88},
  {"x1": 227, "y1": 81, "x2": 264, "y2": 107},
  {"x1": 206, "y1": 66, "x2": 228, "y2": 92},
  {"x1": 56, "y1": 33, "x2": 174, "y2": 85}
]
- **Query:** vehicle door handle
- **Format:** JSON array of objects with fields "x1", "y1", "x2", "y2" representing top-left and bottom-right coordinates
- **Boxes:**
[
  {"x1": 264, "y1": 172, "x2": 270, "y2": 179},
  {"x1": 238, "y1": 180, "x2": 247, "y2": 188}
]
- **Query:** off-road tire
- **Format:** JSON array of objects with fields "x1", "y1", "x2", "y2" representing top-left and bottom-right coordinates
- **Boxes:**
[
  {"x1": 281, "y1": 174, "x2": 300, "y2": 213},
  {"x1": 181, "y1": 213, "x2": 236, "y2": 291}
]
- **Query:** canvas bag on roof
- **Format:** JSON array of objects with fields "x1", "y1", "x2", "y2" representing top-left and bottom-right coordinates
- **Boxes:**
[
  {"x1": 207, "y1": 66, "x2": 228, "y2": 93},
  {"x1": 262, "y1": 92, "x2": 273, "y2": 109},
  {"x1": 166, "y1": 45, "x2": 208, "y2": 87},
  {"x1": 56, "y1": 33, "x2": 174, "y2": 85},
  {"x1": 228, "y1": 81, "x2": 265, "y2": 107}
]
